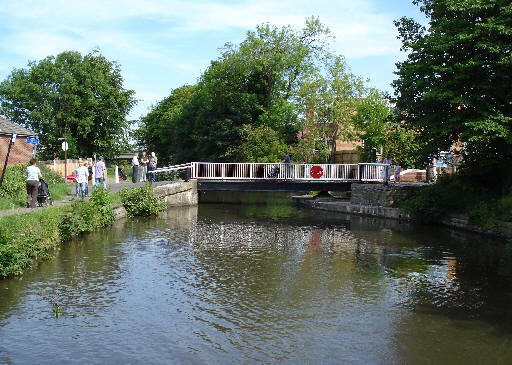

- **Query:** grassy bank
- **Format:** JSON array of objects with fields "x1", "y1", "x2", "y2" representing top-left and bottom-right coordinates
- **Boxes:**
[{"x1": 0, "y1": 186, "x2": 165, "y2": 278}]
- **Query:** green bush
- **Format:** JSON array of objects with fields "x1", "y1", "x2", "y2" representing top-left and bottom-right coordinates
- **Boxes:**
[
  {"x1": 59, "y1": 188, "x2": 115, "y2": 240},
  {"x1": 120, "y1": 185, "x2": 166, "y2": 217},
  {"x1": 397, "y1": 173, "x2": 512, "y2": 228},
  {"x1": 0, "y1": 164, "x2": 26, "y2": 200}
]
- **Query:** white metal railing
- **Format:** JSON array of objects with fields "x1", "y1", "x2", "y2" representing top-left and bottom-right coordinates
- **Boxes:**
[
  {"x1": 190, "y1": 162, "x2": 389, "y2": 182},
  {"x1": 151, "y1": 163, "x2": 192, "y2": 174}
]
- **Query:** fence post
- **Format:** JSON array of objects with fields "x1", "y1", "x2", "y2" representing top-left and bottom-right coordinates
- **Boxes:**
[{"x1": 115, "y1": 165, "x2": 119, "y2": 184}]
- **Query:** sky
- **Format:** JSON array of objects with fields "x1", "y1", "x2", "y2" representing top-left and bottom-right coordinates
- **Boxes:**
[{"x1": 0, "y1": 0, "x2": 426, "y2": 120}]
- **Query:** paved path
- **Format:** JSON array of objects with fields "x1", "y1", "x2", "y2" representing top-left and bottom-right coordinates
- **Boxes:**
[{"x1": 0, "y1": 180, "x2": 181, "y2": 219}]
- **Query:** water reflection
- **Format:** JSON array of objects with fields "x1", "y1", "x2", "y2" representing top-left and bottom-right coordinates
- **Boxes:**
[{"x1": 0, "y1": 198, "x2": 511, "y2": 364}]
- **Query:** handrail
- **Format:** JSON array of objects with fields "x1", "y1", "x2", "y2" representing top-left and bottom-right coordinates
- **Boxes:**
[
  {"x1": 146, "y1": 161, "x2": 388, "y2": 183},
  {"x1": 190, "y1": 162, "x2": 387, "y2": 182}
]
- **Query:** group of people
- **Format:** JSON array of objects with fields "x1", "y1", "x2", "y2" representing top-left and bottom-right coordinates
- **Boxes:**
[
  {"x1": 74, "y1": 157, "x2": 107, "y2": 198},
  {"x1": 383, "y1": 155, "x2": 401, "y2": 184},
  {"x1": 131, "y1": 152, "x2": 157, "y2": 183}
]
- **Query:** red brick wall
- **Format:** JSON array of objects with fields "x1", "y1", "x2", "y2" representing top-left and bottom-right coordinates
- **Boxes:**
[{"x1": 0, "y1": 135, "x2": 35, "y2": 167}]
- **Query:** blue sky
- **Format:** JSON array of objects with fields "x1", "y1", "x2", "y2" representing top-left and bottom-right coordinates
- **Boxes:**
[{"x1": 0, "y1": 0, "x2": 425, "y2": 120}]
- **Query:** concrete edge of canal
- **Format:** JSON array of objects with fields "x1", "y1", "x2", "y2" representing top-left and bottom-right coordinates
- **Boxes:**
[{"x1": 292, "y1": 183, "x2": 512, "y2": 240}]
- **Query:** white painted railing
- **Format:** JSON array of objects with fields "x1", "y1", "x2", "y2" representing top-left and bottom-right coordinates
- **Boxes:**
[
  {"x1": 190, "y1": 162, "x2": 389, "y2": 182},
  {"x1": 151, "y1": 163, "x2": 192, "y2": 174}
]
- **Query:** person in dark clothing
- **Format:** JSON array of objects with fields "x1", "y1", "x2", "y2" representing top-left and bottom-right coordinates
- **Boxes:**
[{"x1": 281, "y1": 152, "x2": 291, "y2": 178}]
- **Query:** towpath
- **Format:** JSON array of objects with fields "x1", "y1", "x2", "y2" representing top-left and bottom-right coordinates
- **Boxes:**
[{"x1": 0, "y1": 180, "x2": 178, "y2": 219}]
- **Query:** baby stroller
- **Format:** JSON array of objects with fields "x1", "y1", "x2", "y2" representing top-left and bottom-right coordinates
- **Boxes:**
[
  {"x1": 119, "y1": 167, "x2": 127, "y2": 181},
  {"x1": 37, "y1": 179, "x2": 53, "y2": 207},
  {"x1": 268, "y1": 165, "x2": 280, "y2": 179}
]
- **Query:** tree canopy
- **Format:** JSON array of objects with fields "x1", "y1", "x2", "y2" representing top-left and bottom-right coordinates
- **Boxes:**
[
  {"x1": 139, "y1": 17, "x2": 333, "y2": 163},
  {"x1": 393, "y1": 0, "x2": 512, "y2": 185},
  {"x1": 0, "y1": 50, "x2": 136, "y2": 159}
]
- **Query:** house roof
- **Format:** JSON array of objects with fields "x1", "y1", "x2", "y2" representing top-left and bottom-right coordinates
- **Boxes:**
[{"x1": 0, "y1": 116, "x2": 36, "y2": 137}]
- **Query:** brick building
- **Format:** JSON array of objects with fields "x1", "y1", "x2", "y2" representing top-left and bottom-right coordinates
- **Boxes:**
[{"x1": 0, "y1": 116, "x2": 37, "y2": 167}]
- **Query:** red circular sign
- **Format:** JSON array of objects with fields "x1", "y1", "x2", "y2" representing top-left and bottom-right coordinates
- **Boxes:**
[{"x1": 310, "y1": 165, "x2": 323, "y2": 178}]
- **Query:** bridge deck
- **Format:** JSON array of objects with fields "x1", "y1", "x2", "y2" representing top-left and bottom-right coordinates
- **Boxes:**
[{"x1": 197, "y1": 180, "x2": 353, "y2": 192}]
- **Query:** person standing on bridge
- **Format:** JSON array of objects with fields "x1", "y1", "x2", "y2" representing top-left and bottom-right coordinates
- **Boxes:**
[
  {"x1": 131, "y1": 153, "x2": 139, "y2": 183},
  {"x1": 282, "y1": 151, "x2": 291, "y2": 178},
  {"x1": 148, "y1": 152, "x2": 157, "y2": 182}
]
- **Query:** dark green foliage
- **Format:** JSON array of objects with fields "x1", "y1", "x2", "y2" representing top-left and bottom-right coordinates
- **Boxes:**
[
  {"x1": 0, "y1": 49, "x2": 136, "y2": 160},
  {"x1": 120, "y1": 186, "x2": 166, "y2": 217},
  {"x1": 393, "y1": 0, "x2": 512, "y2": 187},
  {"x1": 59, "y1": 188, "x2": 115, "y2": 241},
  {"x1": 397, "y1": 173, "x2": 512, "y2": 229}
]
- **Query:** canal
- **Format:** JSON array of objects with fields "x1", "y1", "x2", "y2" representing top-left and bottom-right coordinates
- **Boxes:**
[{"x1": 1, "y1": 193, "x2": 511, "y2": 364}]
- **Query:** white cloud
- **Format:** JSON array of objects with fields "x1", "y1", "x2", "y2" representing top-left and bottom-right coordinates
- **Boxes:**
[{"x1": 0, "y1": 0, "x2": 411, "y2": 116}]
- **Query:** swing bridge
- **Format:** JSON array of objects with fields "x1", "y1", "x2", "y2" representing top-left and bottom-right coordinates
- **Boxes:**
[{"x1": 147, "y1": 162, "x2": 389, "y2": 192}]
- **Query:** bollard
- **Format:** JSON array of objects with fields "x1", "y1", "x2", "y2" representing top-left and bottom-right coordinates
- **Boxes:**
[{"x1": 115, "y1": 165, "x2": 119, "y2": 184}]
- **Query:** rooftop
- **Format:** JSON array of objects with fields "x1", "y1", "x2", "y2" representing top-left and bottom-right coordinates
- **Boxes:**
[{"x1": 0, "y1": 116, "x2": 36, "y2": 137}]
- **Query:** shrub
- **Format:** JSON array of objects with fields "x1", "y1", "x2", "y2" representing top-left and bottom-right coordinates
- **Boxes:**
[
  {"x1": 120, "y1": 185, "x2": 166, "y2": 217},
  {"x1": 0, "y1": 164, "x2": 26, "y2": 200},
  {"x1": 59, "y1": 188, "x2": 115, "y2": 240}
]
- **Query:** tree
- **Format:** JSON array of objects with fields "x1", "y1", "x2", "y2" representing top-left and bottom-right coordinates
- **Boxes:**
[
  {"x1": 136, "y1": 85, "x2": 196, "y2": 164},
  {"x1": 170, "y1": 17, "x2": 331, "y2": 162},
  {"x1": 393, "y1": 0, "x2": 512, "y2": 189},
  {"x1": 227, "y1": 124, "x2": 287, "y2": 162},
  {"x1": 0, "y1": 50, "x2": 136, "y2": 159},
  {"x1": 297, "y1": 55, "x2": 368, "y2": 162}
]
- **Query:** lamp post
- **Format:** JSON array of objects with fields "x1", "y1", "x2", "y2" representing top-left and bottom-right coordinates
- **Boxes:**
[{"x1": 0, "y1": 133, "x2": 16, "y2": 188}]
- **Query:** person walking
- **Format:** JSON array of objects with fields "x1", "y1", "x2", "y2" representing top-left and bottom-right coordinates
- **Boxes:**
[
  {"x1": 140, "y1": 152, "x2": 149, "y2": 182},
  {"x1": 94, "y1": 156, "x2": 107, "y2": 189},
  {"x1": 131, "y1": 153, "x2": 139, "y2": 183},
  {"x1": 148, "y1": 152, "x2": 157, "y2": 182},
  {"x1": 74, "y1": 160, "x2": 89, "y2": 198},
  {"x1": 26, "y1": 158, "x2": 43, "y2": 208}
]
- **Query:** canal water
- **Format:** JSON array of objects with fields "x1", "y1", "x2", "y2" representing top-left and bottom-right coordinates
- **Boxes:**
[{"x1": 1, "y1": 193, "x2": 511, "y2": 364}]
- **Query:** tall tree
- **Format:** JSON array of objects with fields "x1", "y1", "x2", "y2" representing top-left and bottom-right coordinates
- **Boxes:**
[
  {"x1": 297, "y1": 55, "x2": 367, "y2": 162},
  {"x1": 172, "y1": 17, "x2": 331, "y2": 162},
  {"x1": 136, "y1": 85, "x2": 196, "y2": 164},
  {"x1": 393, "y1": 0, "x2": 512, "y2": 189},
  {"x1": 0, "y1": 50, "x2": 136, "y2": 159}
]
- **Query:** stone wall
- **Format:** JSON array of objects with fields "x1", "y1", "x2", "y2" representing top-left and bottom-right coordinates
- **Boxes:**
[
  {"x1": 153, "y1": 180, "x2": 198, "y2": 206},
  {"x1": 350, "y1": 183, "x2": 420, "y2": 207}
]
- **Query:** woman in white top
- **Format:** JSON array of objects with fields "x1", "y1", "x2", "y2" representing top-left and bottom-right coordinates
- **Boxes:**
[{"x1": 26, "y1": 158, "x2": 43, "y2": 208}]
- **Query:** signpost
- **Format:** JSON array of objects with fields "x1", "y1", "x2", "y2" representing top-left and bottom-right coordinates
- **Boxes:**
[{"x1": 61, "y1": 139, "x2": 69, "y2": 177}]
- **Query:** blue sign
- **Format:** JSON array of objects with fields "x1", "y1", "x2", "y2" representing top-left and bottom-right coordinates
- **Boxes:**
[{"x1": 26, "y1": 137, "x2": 39, "y2": 145}]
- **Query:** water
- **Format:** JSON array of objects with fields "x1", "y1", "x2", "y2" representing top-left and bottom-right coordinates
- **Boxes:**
[{"x1": 1, "y1": 193, "x2": 512, "y2": 364}]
